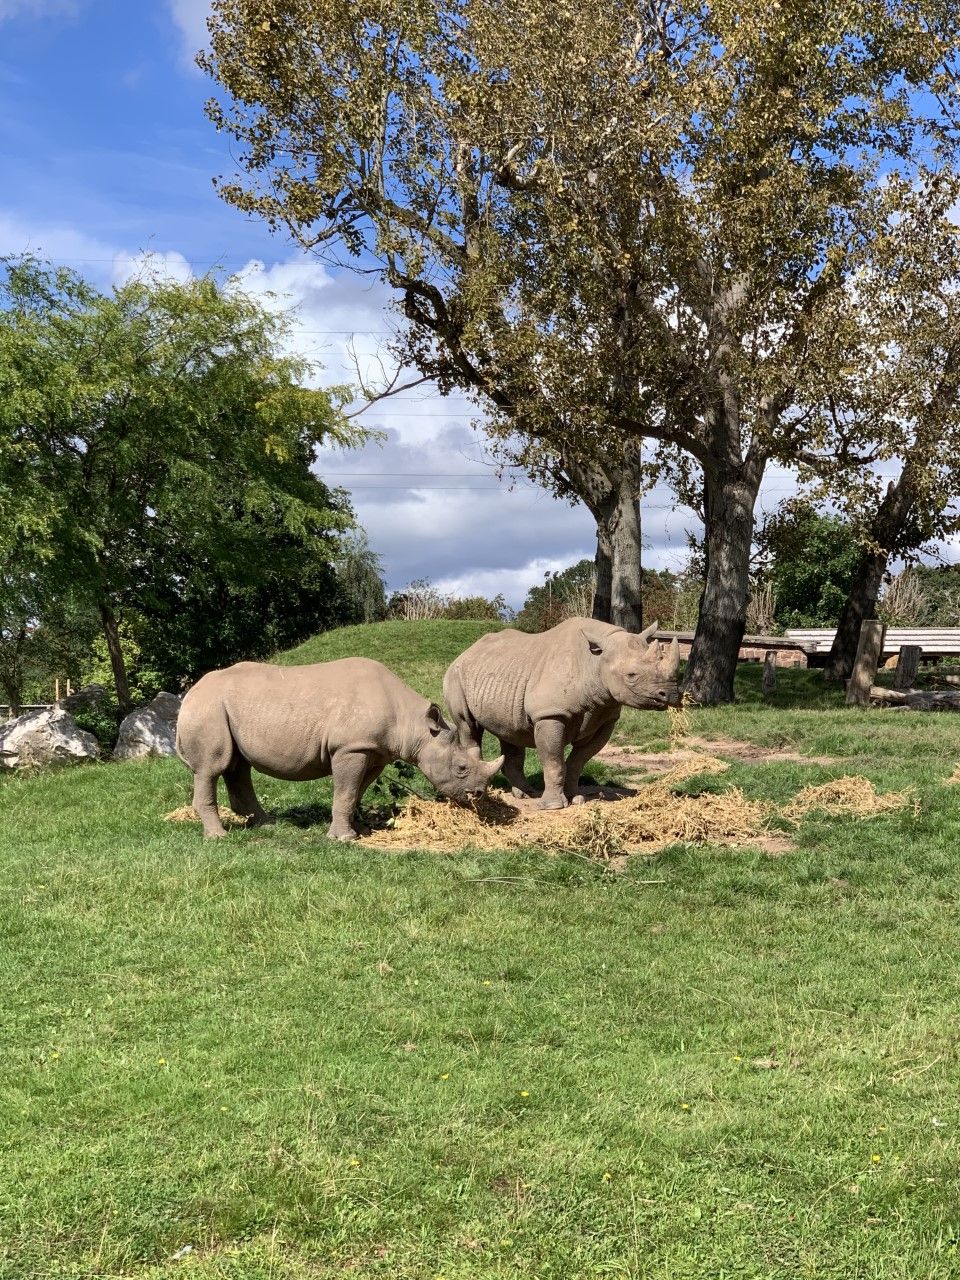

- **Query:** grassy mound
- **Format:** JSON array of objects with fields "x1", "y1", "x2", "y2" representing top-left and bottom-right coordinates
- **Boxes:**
[{"x1": 278, "y1": 618, "x2": 505, "y2": 702}]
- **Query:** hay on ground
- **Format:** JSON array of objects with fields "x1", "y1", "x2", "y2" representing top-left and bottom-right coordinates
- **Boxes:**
[
  {"x1": 164, "y1": 805, "x2": 250, "y2": 827},
  {"x1": 780, "y1": 777, "x2": 914, "y2": 823},
  {"x1": 364, "y1": 759, "x2": 768, "y2": 861}
]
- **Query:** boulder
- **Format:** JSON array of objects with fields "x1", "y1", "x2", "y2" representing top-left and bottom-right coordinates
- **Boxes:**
[
  {"x1": 114, "y1": 692, "x2": 182, "y2": 761},
  {"x1": 61, "y1": 683, "x2": 110, "y2": 713},
  {"x1": 0, "y1": 707, "x2": 100, "y2": 769}
]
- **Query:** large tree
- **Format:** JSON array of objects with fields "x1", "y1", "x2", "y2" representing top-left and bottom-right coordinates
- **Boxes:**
[
  {"x1": 202, "y1": 0, "x2": 960, "y2": 702},
  {"x1": 780, "y1": 175, "x2": 960, "y2": 680},
  {"x1": 0, "y1": 259, "x2": 365, "y2": 710}
]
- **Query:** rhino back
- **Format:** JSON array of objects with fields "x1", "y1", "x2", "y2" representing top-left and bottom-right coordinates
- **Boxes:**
[
  {"x1": 185, "y1": 657, "x2": 421, "y2": 778},
  {"x1": 448, "y1": 624, "x2": 599, "y2": 737}
]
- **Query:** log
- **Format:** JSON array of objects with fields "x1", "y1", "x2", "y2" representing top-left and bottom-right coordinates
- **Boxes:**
[
  {"x1": 846, "y1": 620, "x2": 886, "y2": 707},
  {"x1": 870, "y1": 686, "x2": 960, "y2": 710},
  {"x1": 894, "y1": 644, "x2": 922, "y2": 691},
  {"x1": 762, "y1": 650, "x2": 777, "y2": 695}
]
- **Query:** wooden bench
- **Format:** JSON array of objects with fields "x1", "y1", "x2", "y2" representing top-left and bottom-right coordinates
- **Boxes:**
[{"x1": 785, "y1": 628, "x2": 960, "y2": 665}]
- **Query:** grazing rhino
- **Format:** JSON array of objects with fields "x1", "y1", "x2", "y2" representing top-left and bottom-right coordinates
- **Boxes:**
[
  {"x1": 176, "y1": 657, "x2": 504, "y2": 840},
  {"x1": 443, "y1": 618, "x2": 680, "y2": 809}
]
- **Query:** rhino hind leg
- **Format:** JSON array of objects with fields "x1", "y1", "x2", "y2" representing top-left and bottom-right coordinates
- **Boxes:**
[
  {"x1": 192, "y1": 772, "x2": 229, "y2": 838},
  {"x1": 500, "y1": 741, "x2": 536, "y2": 799},
  {"x1": 223, "y1": 759, "x2": 274, "y2": 828}
]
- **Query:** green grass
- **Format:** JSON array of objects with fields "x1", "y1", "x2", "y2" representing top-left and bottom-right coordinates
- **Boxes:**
[{"x1": 4, "y1": 622, "x2": 960, "y2": 1278}]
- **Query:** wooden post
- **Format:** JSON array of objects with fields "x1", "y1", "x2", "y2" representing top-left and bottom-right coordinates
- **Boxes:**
[
  {"x1": 54, "y1": 678, "x2": 59, "y2": 704},
  {"x1": 894, "y1": 645, "x2": 922, "y2": 691},
  {"x1": 846, "y1": 620, "x2": 886, "y2": 706},
  {"x1": 762, "y1": 650, "x2": 778, "y2": 695}
]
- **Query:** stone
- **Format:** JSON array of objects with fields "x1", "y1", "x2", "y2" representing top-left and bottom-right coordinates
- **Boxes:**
[
  {"x1": 0, "y1": 707, "x2": 100, "y2": 769},
  {"x1": 113, "y1": 692, "x2": 182, "y2": 760},
  {"x1": 61, "y1": 683, "x2": 110, "y2": 713}
]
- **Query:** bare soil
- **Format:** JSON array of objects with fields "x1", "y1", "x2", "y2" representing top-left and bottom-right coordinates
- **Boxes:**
[{"x1": 599, "y1": 735, "x2": 839, "y2": 773}]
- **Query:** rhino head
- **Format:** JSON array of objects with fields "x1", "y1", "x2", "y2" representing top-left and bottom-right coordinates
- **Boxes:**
[
  {"x1": 583, "y1": 620, "x2": 681, "y2": 710},
  {"x1": 418, "y1": 704, "x2": 504, "y2": 800}
]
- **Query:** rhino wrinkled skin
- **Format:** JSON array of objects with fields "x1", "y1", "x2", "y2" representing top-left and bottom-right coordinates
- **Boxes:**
[
  {"x1": 176, "y1": 657, "x2": 503, "y2": 840},
  {"x1": 443, "y1": 618, "x2": 681, "y2": 809}
]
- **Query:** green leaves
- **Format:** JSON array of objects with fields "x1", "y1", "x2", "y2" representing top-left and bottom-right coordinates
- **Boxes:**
[{"x1": 0, "y1": 257, "x2": 370, "y2": 702}]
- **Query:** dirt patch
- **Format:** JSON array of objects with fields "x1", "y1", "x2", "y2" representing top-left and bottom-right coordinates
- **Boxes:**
[{"x1": 599, "y1": 735, "x2": 839, "y2": 773}]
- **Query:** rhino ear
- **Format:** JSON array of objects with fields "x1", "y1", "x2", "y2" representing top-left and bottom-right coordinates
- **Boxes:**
[
  {"x1": 425, "y1": 703, "x2": 448, "y2": 736},
  {"x1": 579, "y1": 628, "x2": 604, "y2": 656}
]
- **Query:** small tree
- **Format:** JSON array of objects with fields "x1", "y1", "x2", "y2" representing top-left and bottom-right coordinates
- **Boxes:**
[{"x1": 0, "y1": 259, "x2": 366, "y2": 710}]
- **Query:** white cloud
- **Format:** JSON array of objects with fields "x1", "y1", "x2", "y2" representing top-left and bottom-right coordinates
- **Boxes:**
[
  {"x1": 0, "y1": 210, "x2": 118, "y2": 270},
  {"x1": 166, "y1": 0, "x2": 211, "y2": 66},
  {"x1": 0, "y1": 0, "x2": 77, "y2": 20}
]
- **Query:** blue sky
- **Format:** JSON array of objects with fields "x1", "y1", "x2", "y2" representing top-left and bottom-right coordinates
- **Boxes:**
[{"x1": 0, "y1": 1, "x2": 815, "y2": 606}]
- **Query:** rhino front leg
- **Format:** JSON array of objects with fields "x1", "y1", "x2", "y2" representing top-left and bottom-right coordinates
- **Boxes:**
[
  {"x1": 563, "y1": 717, "x2": 619, "y2": 804},
  {"x1": 533, "y1": 718, "x2": 569, "y2": 810},
  {"x1": 328, "y1": 750, "x2": 374, "y2": 841},
  {"x1": 500, "y1": 741, "x2": 536, "y2": 799}
]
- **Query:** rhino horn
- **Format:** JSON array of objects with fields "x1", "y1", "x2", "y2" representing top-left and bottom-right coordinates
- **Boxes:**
[
  {"x1": 485, "y1": 754, "x2": 505, "y2": 779},
  {"x1": 636, "y1": 619, "x2": 659, "y2": 646},
  {"x1": 665, "y1": 637, "x2": 680, "y2": 673}
]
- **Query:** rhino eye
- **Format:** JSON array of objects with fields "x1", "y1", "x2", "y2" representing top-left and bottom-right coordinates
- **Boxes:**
[{"x1": 456, "y1": 763, "x2": 469, "y2": 776}]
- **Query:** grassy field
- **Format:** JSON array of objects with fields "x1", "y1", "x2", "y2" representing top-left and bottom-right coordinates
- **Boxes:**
[{"x1": 4, "y1": 621, "x2": 960, "y2": 1278}]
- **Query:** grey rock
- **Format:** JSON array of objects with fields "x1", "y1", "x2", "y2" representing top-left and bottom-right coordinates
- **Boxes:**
[
  {"x1": 113, "y1": 692, "x2": 182, "y2": 760},
  {"x1": 61, "y1": 683, "x2": 110, "y2": 713},
  {"x1": 0, "y1": 707, "x2": 100, "y2": 769}
]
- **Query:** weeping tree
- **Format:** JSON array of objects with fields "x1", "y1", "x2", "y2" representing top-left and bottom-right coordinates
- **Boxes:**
[{"x1": 203, "y1": 0, "x2": 960, "y2": 702}]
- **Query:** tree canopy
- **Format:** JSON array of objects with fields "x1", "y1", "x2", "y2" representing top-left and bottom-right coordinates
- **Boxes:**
[
  {"x1": 203, "y1": 0, "x2": 960, "y2": 701},
  {"x1": 0, "y1": 259, "x2": 369, "y2": 709}
]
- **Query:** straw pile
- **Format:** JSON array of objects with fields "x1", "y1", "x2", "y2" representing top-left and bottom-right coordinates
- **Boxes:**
[
  {"x1": 363, "y1": 756, "x2": 766, "y2": 860},
  {"x1": 780, "y1": 776, "x2": 915, "y2": 823},
  {"x1": 164, "y1": 804, "x2": 250, "y2": 827}
]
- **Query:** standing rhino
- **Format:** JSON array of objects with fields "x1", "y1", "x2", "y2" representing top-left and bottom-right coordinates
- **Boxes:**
[
  {"x1": 176, "y1": 657, "x2": 504, "y2": 840},
  {"x1": 443, "y1": 618, "x2": 680, "y2": 809}
]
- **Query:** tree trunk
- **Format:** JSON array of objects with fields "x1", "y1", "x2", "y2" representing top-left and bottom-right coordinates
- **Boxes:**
[
  {"x1": 592, "y1": 526, "x2": 613, "y2": 624},
  {"x1": 99, "y1": 600, "x2": 132, "y2": 713},
  {"x1": 0, "y1": 671, "x2": 21, "y2": 716},
  {"x1": 577, "y1": 461, "x2": 643, "y2": 631},
  {"x1": 609, "y1": 476, "x2": 643, "y2": 631},
  {"x1": 823, "y1": 548, "x2": 888, "y2": 683},
  {"x1": 824, "y1": 470, "x2": 915, "y2": 683},
  {"x1": 683, "y1": 470, "x2": 760, "y2": 705}
]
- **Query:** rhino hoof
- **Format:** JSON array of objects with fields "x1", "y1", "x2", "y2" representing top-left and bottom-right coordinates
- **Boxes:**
[
  {"x1": 571, "y1": 793, "x2": 586, "y2": 806},
  {"x1": 511, "y1": 786, "x2": 533, "y2": 800},
  {"x1": 327, "y1": 825, "x2": 358, "y2": 842},
  {"x1": 537, "y1": 795, "x2": 568, "y2": 810},
  {"x1": 204, "y1": 828, "x2": 229, "y2": 839}
]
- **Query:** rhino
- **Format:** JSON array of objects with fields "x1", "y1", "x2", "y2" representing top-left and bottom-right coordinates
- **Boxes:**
[
  {"x1": 176, "y1": 657, "x2": 504, "y2": 840},
  {"x1": 443, "y1": 618, "x2": 680, "y2": 809}
]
